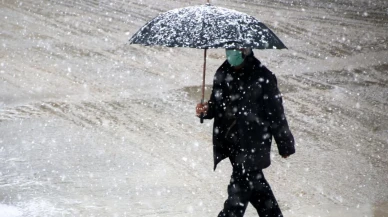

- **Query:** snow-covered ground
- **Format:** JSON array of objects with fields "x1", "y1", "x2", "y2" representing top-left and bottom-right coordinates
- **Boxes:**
[{"x1": 1, "y1": 0, "x2": 387, "y2": 216}]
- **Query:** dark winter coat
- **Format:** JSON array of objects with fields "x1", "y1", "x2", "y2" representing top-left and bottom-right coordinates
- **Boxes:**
[{"x1": 203, "y1": 54, "x2": 295, "y2": 171}]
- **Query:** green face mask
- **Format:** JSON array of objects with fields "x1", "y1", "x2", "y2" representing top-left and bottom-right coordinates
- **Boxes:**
[{"x1": 226, "y1": 49, "x2": 244, "y2": 66}]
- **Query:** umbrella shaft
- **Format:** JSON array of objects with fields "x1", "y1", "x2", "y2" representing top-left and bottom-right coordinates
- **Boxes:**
[{"x1": 202, "y1": 49, "x2": 207, "y2": 102}]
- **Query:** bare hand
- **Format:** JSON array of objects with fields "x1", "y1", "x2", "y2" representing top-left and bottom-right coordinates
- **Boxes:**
[
  {"x1": 282, "y1": 155, "x2": 289, "y2": 159},
  {"x1": 196, "y1": 102, "x2": 208, "y2": 117}
]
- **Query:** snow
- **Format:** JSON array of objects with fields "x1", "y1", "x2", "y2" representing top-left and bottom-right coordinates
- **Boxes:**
[
  {"x1": 0, "y1": 204, "x2": 22, "y2": 217},
  {"x1": 1, "y1": 0, "x2": 388, "y2": 216}
]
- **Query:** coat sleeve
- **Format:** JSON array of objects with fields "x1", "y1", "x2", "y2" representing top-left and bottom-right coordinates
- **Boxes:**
[
  {"x1": 199, "y1": 65, "x2": 228, "y2": 120},
  {"x1": 263, "y1": 70, "x2": 295, "y2": 156},
  {"x1": 202, "y1": 71, "x2": 223, "y2": 120}
]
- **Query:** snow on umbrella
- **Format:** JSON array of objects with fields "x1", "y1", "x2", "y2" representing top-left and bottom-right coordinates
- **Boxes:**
[{"x1": 129, "y1": 2, "x2": 287, "y2": 122}]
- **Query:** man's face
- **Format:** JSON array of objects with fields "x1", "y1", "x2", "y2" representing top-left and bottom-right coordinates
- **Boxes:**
[{"x1": 226, "y1": 49, "x2": 245, "y2": 67}]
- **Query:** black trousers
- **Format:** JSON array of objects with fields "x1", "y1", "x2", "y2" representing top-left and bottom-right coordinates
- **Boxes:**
[{"x1": 217, "y1": 167, "x2": 283, "y2": 217}]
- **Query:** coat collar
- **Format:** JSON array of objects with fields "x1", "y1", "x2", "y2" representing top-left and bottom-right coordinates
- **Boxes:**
[{"x1": 222, "y1": 55, "x2": 261, "y2": 79}]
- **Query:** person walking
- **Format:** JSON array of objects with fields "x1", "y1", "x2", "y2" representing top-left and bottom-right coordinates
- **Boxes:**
[{"x1": 196, "y1": 48, "x2": 295, "y2": 217}]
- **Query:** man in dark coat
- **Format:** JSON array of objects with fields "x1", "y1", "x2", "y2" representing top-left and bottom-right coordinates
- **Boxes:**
[{"x1": 196, "y1": 48, "x2": 295, "y2": 217}]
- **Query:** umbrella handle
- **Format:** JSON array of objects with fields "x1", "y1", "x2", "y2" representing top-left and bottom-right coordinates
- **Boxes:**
[{"x1": 200, "y1": 99, "x2": 204, "y2": 123}]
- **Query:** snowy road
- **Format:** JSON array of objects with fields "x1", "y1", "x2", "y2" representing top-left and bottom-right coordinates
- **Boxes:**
[{"x1": 1, "y1": 0, "x2": 388, "y2": 216}]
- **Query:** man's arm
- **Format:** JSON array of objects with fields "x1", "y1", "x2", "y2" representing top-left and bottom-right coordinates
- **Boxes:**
[
  {"x1": 263, "y1": 70, "x2": 295, "y2": 157},
  {"x1": 196, "y1": 86, "x2": 216, "y2": 120},
  {"x1": 196, "y1": 68, "x2": 226, "y2": 120}
]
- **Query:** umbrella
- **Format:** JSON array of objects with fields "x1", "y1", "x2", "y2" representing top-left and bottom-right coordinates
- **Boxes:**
[{"x1": 129, "y1": 1, "x2": 287, "y2": 122}]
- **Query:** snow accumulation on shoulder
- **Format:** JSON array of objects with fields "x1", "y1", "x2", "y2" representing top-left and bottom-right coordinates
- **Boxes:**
[{"x1": 0, "y1": 204, "x2": 23, "y2": 217}]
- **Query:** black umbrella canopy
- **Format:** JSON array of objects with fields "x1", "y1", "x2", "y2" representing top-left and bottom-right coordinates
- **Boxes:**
[{"x1": 129, "y1": 3, "x2": 287, "y2": 49}]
